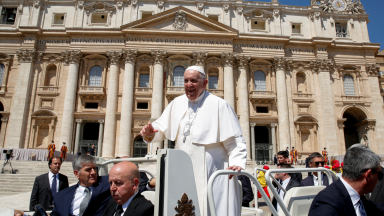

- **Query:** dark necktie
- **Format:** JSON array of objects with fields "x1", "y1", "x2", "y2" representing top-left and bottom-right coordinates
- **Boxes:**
[
  {"x1": 79, "y1": 187, "x2": 91, "y2": 216},
  {"x1": 359, "y1": 199, "x2": 367, "y2": 216},
  {"x1": 115, "y1": 205, "x2": 124, "y2": 216},
  {"x1": 51, "y1": 174, "x2": 57, "y2": 200}
]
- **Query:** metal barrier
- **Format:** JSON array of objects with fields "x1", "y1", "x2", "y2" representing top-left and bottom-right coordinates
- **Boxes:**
[
  {"x1": 264, "y1": 168, "x2": 337, "y2": 216},
  {"x1": 207, "y1": 170, "x2": 278, "y2": 216},
  {"x1": 253, "y1": 167, "x2": 285, "y2": 209}
]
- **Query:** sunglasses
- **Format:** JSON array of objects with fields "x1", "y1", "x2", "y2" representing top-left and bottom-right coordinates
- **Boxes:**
[
  {"x1": 312, "y1": 161, "x2": 325, "y2": 166},
  {"x1": 370, "y1": 169, "x2": 384, "y2": 181}
]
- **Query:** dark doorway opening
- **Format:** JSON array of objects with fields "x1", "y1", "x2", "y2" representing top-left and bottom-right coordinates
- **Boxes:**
[
  {"x1": 254, "y1": 126, "x2": 271, "y2": 162},
  {"x1": 134, "y1": 137, "x2": 147, "y2": 157},
  {"x1": 80, "y1": 123, "x2": 100, "y2": 155},
  {"x1": 343, "y1": 113, "x2": 359, "y2": 150}
]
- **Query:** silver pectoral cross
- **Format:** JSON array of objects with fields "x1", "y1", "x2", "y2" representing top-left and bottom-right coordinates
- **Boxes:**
[{"x1": 183, "y1": 129, "x2": 190, "y2": 143}]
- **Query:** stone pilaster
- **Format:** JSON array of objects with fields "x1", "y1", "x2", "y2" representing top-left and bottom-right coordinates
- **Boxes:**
[
  {"x1": 270, "y1": 123, "x2": 277, "y2": 160},
  {"x1": 98, "y1": 119, "x2": 105, "y2": 157},
  {"x1": 0, "y1": 118, "x2": 8, "y2": 148},
  {"x1": 273, "y1": 57, "x2": 291, "y2": 150},
  {"x1": 119, "y1": 49, "x2": 137, "y2": 157},
  {"x1": 221, "y1": 52, "x2": 236, "y2": 109},
  {"x1": 4, "y1": 49, "x2": 36, "y2": 149},
  {"x1": 236, "y1": 54, "x2": 251, "y2": 160},
  {"x1": 74, "y1": 119, "x2": 82, "y2": 154},
  {"x1": 103, "y1": 51, "x2": 122, "y2": 158},
  {"x1": 250, "y1": 123, "x2": 256, "y2": 164},
  {"x1": 192, "y1": 51, "x2": 208, "y2": 68},
  {"x1": 59, "y1": 50, "x2": 82, "y2": 152}
]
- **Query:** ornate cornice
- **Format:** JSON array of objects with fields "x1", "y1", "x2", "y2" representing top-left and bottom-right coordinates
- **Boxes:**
[
  {"x1": 273, "y1": 57, "x2": 291, "y2": 71},
  {"x1": 365, "y1": 64, "x2": 380, "y2": 77},
  {"x1": 122, "y1": 49, "x2": 138, "y2": 64},
  {"x1": 192, "y1": 51, "x2": 208, "y2": 66},
  {"x1": 318, "y1": 0, "x2": 365, "y2": 14},
  {"x1": 106, "y1": 51, "x2": 122, "y2": 65},
  {"x1": 235, "y1": 54, "x2": 250, "y2": 69},
  {"x1": 16, "y1": 49, "x2": 36, "y2": 63},
  {"x1": 61, "y1": 50, "x2": 82, "y2": 64},
  {"x1": 310, "y1": 58, "x2": 334, "y2": 72},
  {"x1": 223, "y1": 4, "x2": 229, "y2": 14},
  {"x1": 221, "y1": 52, "x2": 235, "y2": 67},
  {"x1": 151, "y1": 50, "x2": 167, "y2": 65},
  {"x1": 236, "y1": 7, "x2": 243, "y2": 15}
]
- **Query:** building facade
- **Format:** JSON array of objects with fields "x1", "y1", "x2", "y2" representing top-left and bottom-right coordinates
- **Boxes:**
[{"x1": 0, "y1": 0, "x2": 382, "y2": 161}]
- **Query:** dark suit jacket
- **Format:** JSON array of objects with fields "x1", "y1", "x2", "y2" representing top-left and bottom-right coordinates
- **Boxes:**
[
  {"x1": 290, "y1": 172, "x2": 302, "y2": 184},
  {"x1": 139, "y1": 172, "x2": 149, "y2": 193},
  {"x1": 309, "y1": 179, "x2": 384, "y2": 216},
  {"x1": 300, "y1": 174, "x2": 331, "y2": 187},
  {"x1": 238, "y1": 175, "x2": 254, "y2": 207},
  {"x1": 272, "y1": 178, "x2": 300, "y2": 210},
  {"x1": 370, "y1": 166, "x2": 384, "y2": 204},
  {"x1": 102, "y1": 193, "x2": 154, "y2": 216},
  {"x1": 29, "y1": 172, "x2": 69, "y2": 211},
  {"x1": 305, "y1": 157, "x2": 310, "y2": 168},
  {"x1": 51, "y1": 175, "x2": 111, "y2": 216}
]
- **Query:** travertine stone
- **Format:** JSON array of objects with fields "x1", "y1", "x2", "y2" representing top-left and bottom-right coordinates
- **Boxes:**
[
  {"x1": 151, "y1": 50, "x2": 166, "y2": 119},
  {"x1": 250, "y1": 123, "x2": 256, "y2": 164},
  {"x1": 221, "y1": 52, "x2": 236, "y2": 110},
  {"x1": 74, "y1": 119, "x2": 82, "y2": 153},
  {"x1": 192, "y1": 51, "x2": 208, "y2": 67},
  {"x1": 270, "y1": 123, "x2": 277, "y2": 159},
  {"x1": 98, "y1": 119, "x2": 104, "y2": 157}
]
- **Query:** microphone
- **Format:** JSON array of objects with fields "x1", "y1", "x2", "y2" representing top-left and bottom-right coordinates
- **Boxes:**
[{"x1": 34, "y1": 204, "x2": 48, "y2": 216}]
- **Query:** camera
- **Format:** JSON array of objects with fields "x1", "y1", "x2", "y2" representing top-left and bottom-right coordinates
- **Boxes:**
[{"x1": 2, "y1": 149, "x2": 13, "y2": 159}]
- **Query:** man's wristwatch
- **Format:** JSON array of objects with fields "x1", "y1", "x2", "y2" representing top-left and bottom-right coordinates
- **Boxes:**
[{"x1": 147, "y1": 177, "x2": 154, "y2": 188}]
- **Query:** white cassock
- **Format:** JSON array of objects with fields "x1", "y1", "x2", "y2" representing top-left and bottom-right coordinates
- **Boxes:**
[{"x1": 144, "y1": 91, "x2": 247, "y2": 216}]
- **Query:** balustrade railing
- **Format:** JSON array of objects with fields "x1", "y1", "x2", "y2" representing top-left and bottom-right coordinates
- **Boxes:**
[
  {"x1": 294, "y1": 93, "x2": 312, "y2": 98},
  {"x1": 250, "y1": 90, "x2": 275, "y2": 97},
  {"x1": 37, "y1": 86, "x2": 59, "y2": 94},
  {"x1": 135, "y1": 87, "x2": 152, "y2": 93},
  {"x1": 342, "y1": 95, "x2": 363, "y2": 101},
  {"x1": 79, "y1": 86, "x2": 105, "y2": 93}
]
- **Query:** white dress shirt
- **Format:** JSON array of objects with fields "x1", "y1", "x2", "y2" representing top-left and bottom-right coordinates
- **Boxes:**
[
  {"x1": 312, "y1": 173, "x2": 324, "y2": 186},
  {"x1": 276, "y1": 177, "x2": 291, "y2": 212},
  {"x1": 48, "y1": 171, "x2": 59, "y2": 192},
  {"x1": 340, "y1": 177, "x2": 362, "y2": 216},
  {"x1": 70, "y1": 184, "x2": 93, "y2": 216},
  {"x1": 114, "y1": 191, "x2": 139, "y2": 216}
]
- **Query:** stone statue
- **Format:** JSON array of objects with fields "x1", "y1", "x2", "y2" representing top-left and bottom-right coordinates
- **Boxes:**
[{"x1": 173, "y1": 10, "x2": 188, "y2": 30}]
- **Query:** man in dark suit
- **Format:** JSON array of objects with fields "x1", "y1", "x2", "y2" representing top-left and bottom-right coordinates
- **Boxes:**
[
  {"x1": 51, "y1": 155, "x2": 111, "y2": 216},
  {"x1": 301, "y1": 152, "x2": 332, "y2": 187},
  {"x1": 370, "y1": 166, "x2": 384, "y2": 204},
  {"x1": 238, "y1": 175, "x2": 254, "y2": 207},
  {"x1": 102, "y1": 161, "x2": 154, "y2": 216},
  {"x1": 309, "y1": 144, "x2": 384, "y2": 216},
  {"x1": 30, "y1": 157, "x2": 69, "y2": 211},
  {"x1": 305, "y1": 153, "x2": 311, "y2": 177},
  {"x1": 272, "y1": 163, "x2": 300, "y2": 213},
  {"x1": 277, "y1": 151, "x2": 302, "y2": 184}
]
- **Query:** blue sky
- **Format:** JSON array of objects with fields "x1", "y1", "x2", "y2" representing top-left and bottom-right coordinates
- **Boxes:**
[{"x1": 249, "y1": 0, "x2": 383, "y2": 51}]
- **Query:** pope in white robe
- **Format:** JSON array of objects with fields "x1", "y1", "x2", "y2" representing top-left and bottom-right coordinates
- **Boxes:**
[{"x1": 141, "y1": 66, "x2": 247, "y2": 216}]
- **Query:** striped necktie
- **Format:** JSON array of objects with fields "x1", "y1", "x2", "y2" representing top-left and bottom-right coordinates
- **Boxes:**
[{"x1": 79, "y1": 187, "x2": 91, "y2": 216}]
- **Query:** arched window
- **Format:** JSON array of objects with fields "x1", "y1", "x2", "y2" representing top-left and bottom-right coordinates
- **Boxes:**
[
  {"x1": 173, "y1": 66, "x2": 185, "y2": 87},
  {"x1": 0, "y1": 64, "x2": 5, "y2": 86},
  {"x1": 343, "y1": 75, "x2": 355, "y2": 96},
  {"x1": 254, "y1": 70, "x2": 266, "y2": 91},
  {"x1": 89, "y1": 66, "x2": 103, "y2": 86},
  {"x1": 296, "y1": 73, "x2": 306, "y2": 93}
]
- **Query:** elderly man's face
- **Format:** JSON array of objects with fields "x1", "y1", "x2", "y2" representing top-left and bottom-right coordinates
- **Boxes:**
[
  {"x1": 109, "y1": 162, "x2": 139, "y2": 205},
  {"x1": 74, "y1": 163, "x2": 97, "y2": 187},
  {"x1": 184, "y1": 69, "x2": 208, "y2": 100}
]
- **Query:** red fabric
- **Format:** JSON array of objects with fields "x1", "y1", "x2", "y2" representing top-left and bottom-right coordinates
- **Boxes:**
[
  {"x1": 341, "y1": 162, "x2": 344, "y2": 167},
  {"x1": 257, "y1": 186, "x2": 270, "y2": 198},
  {"x1": 325, "y1": 165, "x2": 330, "y2": 169},
  {"x1": 263, "y1": 165, "x2": 270, "y2": 170}
]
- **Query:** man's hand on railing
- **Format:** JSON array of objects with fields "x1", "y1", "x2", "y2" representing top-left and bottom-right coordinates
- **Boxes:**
[{"x1": 226, "y1": 165, "x2": 243, "y2": 179}]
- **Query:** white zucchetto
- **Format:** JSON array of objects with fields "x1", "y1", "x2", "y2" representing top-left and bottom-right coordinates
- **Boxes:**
[{"x1": 186, "y1": 65, "x2": 205, "y2": 75}]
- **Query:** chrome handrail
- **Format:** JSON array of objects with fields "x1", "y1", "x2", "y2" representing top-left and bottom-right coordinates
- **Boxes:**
[{"x1": 253, "y1": 167, "x2": 285, "y2": 209}]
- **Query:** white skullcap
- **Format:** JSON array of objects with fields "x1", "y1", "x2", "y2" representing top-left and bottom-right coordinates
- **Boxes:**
[{"x1": 186, "y1": 65, "x2": 205, "y2": 75}]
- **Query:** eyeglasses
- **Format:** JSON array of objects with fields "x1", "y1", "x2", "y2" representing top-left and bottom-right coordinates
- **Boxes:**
[
  {"x1": 370, "y1": 168, "x2": 384, "y2": 181},
  {"x1": 312, "y1": 161, "x2": 325, "y2": 166}
]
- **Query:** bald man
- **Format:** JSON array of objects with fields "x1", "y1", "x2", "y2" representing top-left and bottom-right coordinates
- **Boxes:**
[{"x1": 102, "y1": 162, "x2": 154, "y2": 216}]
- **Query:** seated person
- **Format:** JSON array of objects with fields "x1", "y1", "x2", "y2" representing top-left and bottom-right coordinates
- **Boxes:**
[
  {"x1": 133, "y1": 162, "x2": 155, "y2": 193},
  {"x1": 51, "y1": 155, "x2": 111, "y2": 216},
  {"x1": 301, "y1": 152, "x2": 332, "y2": 186},
  {"x1": 277, "y1": 151, "x2": 302, "y2": 184},
  {"x1": 102, "y1": 161, "x2": 154, "y2": 216}
]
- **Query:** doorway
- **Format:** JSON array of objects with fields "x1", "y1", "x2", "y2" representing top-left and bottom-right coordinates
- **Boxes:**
[
  {"x1": 133, "y1": 136, "x2": 148, "y2": 157},
  {"x1": 80, "y1": 122, "x2": 99, "y2": 155},
  {"x1": 254, "y1": 126, "x2": 271, "y2": 162}
]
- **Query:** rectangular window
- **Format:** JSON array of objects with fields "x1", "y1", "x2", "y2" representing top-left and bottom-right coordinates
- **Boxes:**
[
  {"x1": 208, "y1": 76, "x2": 218, "y2": 89},
  {"x1": 251, "y1": 20, "x2": 266, "y2": 30},
  {"x1": 85, "y1": 103, "x2": 98, "y2": 109},
  {"x1": 137, "y1": 102, "x2": 149, "y2": 109},
  {"x1": 141, "y1": 12, "x2": 152, "y2": 19},
  {"x1": 256, "y1": 107, "x2": 269, "y2": 113},
  {"x1": 292, "y1": 24, "x2": 301, "y2": 34},
  {"x1": 208, "y1": 15, "x2": 219, "y2": 22},
  {"x1": 336, "y1": 22, "x2": 348, "y2": 38},
  {"x1": 0, "y1": 8, "x2": 17, "y2": 25},
  {"x1": 53, "y1": 14, "x2": 65, "y2": 25},
  {"x1": 173, "y1": 72, "x2": 184, "y2": 87},
  {"x1": 91, "y1": 14, "x2": 108, "y2": 24},
  {"x1": 139, "y1": 74, "x2": 150, "y2": 87}
]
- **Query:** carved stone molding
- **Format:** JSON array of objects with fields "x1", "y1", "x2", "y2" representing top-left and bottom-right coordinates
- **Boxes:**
[
  {"x1": 77, "y1": 1, "x2": 84, "y2": 10},
  {"x1": 365, "y1": 125, "x2": 375, "y2": 131},
  {"x1": 366, "y1": 64, "x2": 380, "y2": 77},
  {"x1": 309, "y1": 12, "x2": 320, "y2": 21},
  {"x1": 1, "y1": 118, "x2": 8, "y2": 122},
  {"x1": 197, "y1": 3, "x2": 204, "y2": 12},
  {"x1": 116, "y1": 2, "x2": 123, "y2": 10},
  {"x1": 75, "y1": 119, "x2": 83, "y2": 124},
  {"x1": 98, "y1": 119, "x2": 105, "y2": 124},
  {"x1": 151, "y1": 50, "x2": 167, "y2": 65},
  {"x1": 61, "y1": 50, "x2": 82, "y2": 64},
  {"x1": 237, "y1": 7, "x2": 243, "y2": 15},
  {"x1": 273, "y1": 57, "x2": 291, "y2": 71},
  {"x1": 34, "y1": 0, "x2": 45, "y2": 9},
  {"x1": 192, "y1": 51, "x2": 208, "y2": 66},
  {"x1": 221, "y1": 52, "x2": 235, "y2": 67},
  {"x1": 236, "y1": 55, "x2": 250, "y2": 69},
  {"x1": 16, "y1": 49, "x2": 36, "y2": 63},
  {"x1": 134, "y1": 120, "x2": 147, "y2": 127},
  {"x1": 157, "y1": 1, "x2": 164, "y2": 9},
  {"x1": 273, "y1": 9, "x2": 280, "y2": 18},
  {"x1": 173, "y1": 10, "x2": 188, "y2": 31},
  {"x1": 122, "y1": 49, "x2": 138, "y2": 65},
  {"x1": 292, "y1": 61, "x2": 310, "y2": 71},
  {"x1": 250, "y1": 123, "x2": 256, "y2": 127},
  {"x1": 270, "y1": 123, "x2": 278, "y2": 128},
  {"x1": 311, "y1": 58, "x2": 334, "y2": 72},
  {"x1": 131, "y1": 0, "x2": 138, "y2": 8},
  {"x1": 318, "y1": 0, "x2": 365, "y2": 14},
  {"x1": 42, "y1": 53, "x2": 63, "y2": 64},
  {"x1": 106, "y1": 51, "x2": 122, "y2": 65},
  {"x1": 223, "y1": 4, "x2": 229, "y2": 13}
]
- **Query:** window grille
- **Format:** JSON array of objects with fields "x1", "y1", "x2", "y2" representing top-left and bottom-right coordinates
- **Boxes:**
[
  {"x1": 208, "y1": 76, "x2": 218, "y2": 89},
  {"x1": 254, "y1": 70, "x2": 266, "y2": 91},
  {"x1": 89, "y1": 66, "x2": 102, "y2": 86},
  {"x1": 0, "y1": 64, "x2": 4, "y2": 85},
  {"x1": 336, "y1": 23, "x2": 347, "y2": 38},
  {"x1": 343, "y1": 75, "x2": 355, "y2": 96},
  {"x1": 139, "y1": 74, "x2": 150, "y2": 87},
  {"x1": 173, "y1": 66, "x2": 185, "y2": 87}
]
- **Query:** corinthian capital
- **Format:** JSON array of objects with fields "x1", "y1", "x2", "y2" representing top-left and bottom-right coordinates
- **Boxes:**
[
  {"x1": 151, "y1": 50, "x2": 167, "y2": 65},
  {"x1": 221, "y1": 52, "x2": 235, "y2": 67},
  {"x1": 122, "y1": 49, "x2": 138, "y2": 64},
  {"x1": 310, "y1": 58, "x2": 334, "y2": 72},
  {"x1": 16, "y1": 49, "x2": 36, "y2": 63},
  {"x1": 61, "y1": 50, "x2": 82, "y2": 64},
  {"x1": 273, "y1": 57, "x2": 291, "y2": 71},
  {"x1": 192, "y1": 51, "x2": 208, "y2": 66},
  {"x1": 107, "y1": 51, "x2": 122, "y2": 65},
  {"x1": 235, "y1": 54, "x2": 250, "y2": 69},
  {"x1": 365, "y1": 64, "x2": 380, "y2": 77}
]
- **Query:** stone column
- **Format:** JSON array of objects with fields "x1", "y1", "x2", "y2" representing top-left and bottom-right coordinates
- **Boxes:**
[
  {"x1": 273, "y1": 57, "x2": 291, "y2": 150},
  {"x1": 236, "y1": 54, "x2": 251, "y2": 160},
  {"x1": 270, "y1": 123, "x2": 277, "y2": 160},
  {"x1": 250, "y1": 123, "x2": 256, "y2": 164},
  {"x1": 150, "y1": 50, "x2": 166, "y2": 154},
  {"x1": 98, "y1": 119, "x2": 104, "y2": 157},
  {"x1": 119, "y1": 49, "x2": 137, "y2": 157},
  {"x1": 59, "y1": 50, "x2": 82, "y2": 152},
  {"x1": 0, "y1": 117, "x2": 8, "y2": 148},
  {"x1": 192, "y1": 51, "x2": 208, "y2": 68},
  {"x1": 74, "y1": 119, "x2": 82, "y2": 154},
  {"x1": 221, "y1": 52, "x2": 236, "y2": 109},
  {"x1": 4, "y1": 49, "x2": 37, "y2": 149},
  {"x1": 102, "y1": 51, "x2": 122, "y2": 158}
]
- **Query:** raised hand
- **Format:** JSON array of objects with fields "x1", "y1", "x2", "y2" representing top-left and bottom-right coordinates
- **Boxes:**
[{"x1": 140, "y1": 121, "x2": 159, "y2": 142}]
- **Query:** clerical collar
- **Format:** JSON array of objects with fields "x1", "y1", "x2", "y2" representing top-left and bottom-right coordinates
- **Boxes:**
[{"x1": 189, "y1": 91, "x2": 206, "y2": 103}]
